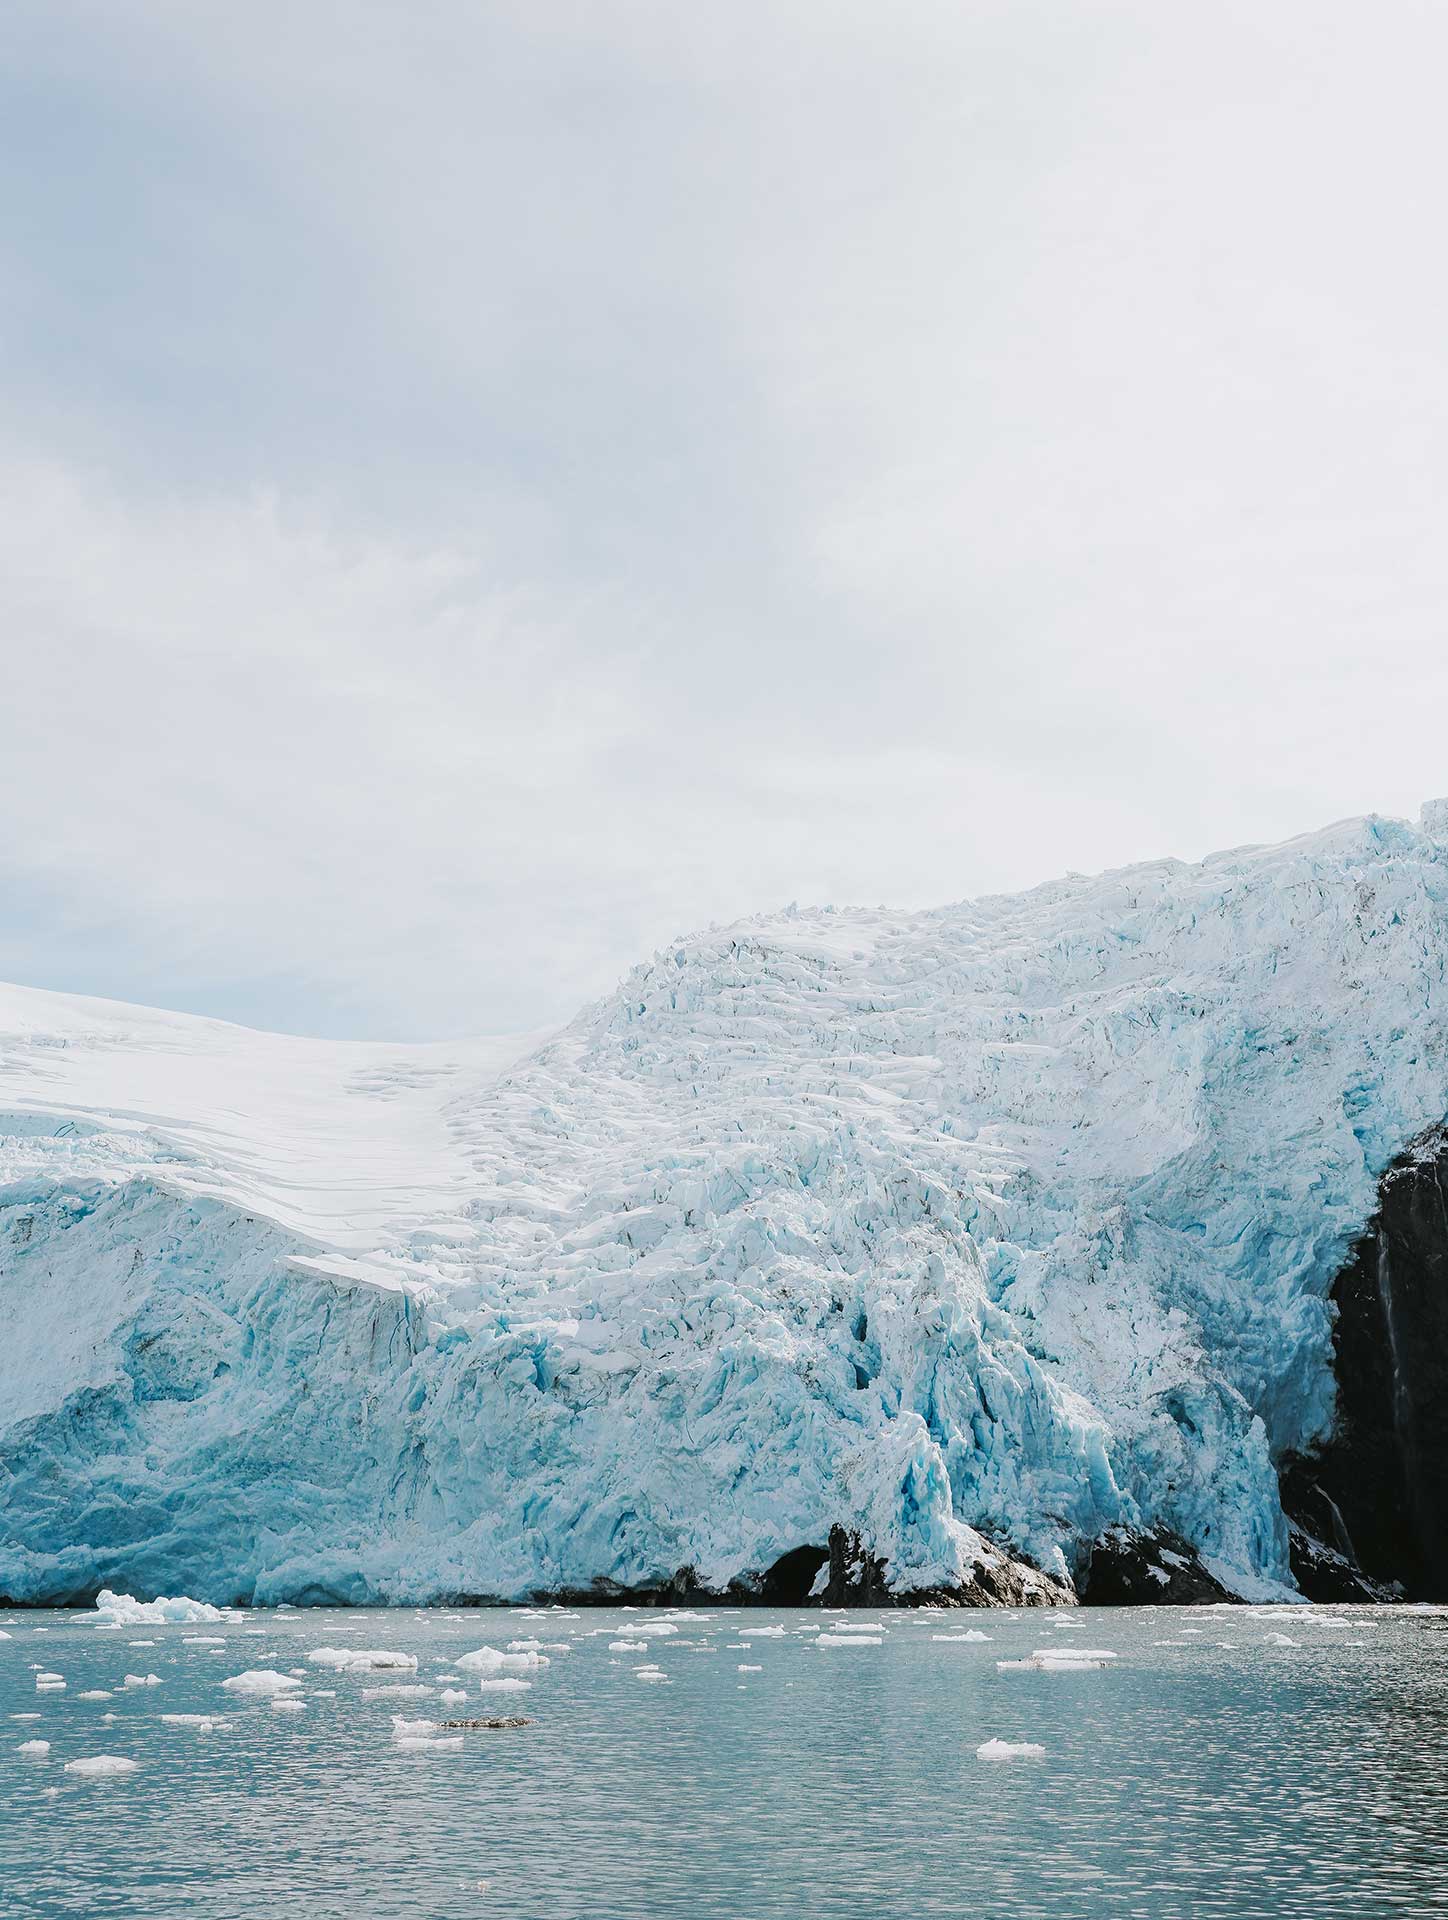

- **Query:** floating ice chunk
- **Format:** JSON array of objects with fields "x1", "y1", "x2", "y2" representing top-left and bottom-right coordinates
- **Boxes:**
[
  {"x1": 221, "y1": 1671, "x2": 302, "y2": 1696},
  {"x1": 1264, "y1": 1633, "x2": 1299, "y2": 1647},
  {"x1": 17, "y1": 1740, "x2": 50, "y2": 1756},
  {"x1": 0, "y1": 1630, "x2": 10, "y2": 1640},
  {"x1": 478, "y1": 1678, "x2": 531, "y2": 1693},
  {"x1": 127, "y1": 1641, "x2": 155, "y2": 1648},
  {"x1": 395, "y1": 1735, "x2": 464, "y2": 1752},
  {"x1": 183, "y1": 1637, "x2": 226, "y2": 1646},
  {"x1": 64, "y1": 1756, "x2": 138, "y2": 1777},
  {"x1": 996, "y1": 1649, "x2": 1117, "y2": 1672},
  {"x1": 456, "y1": 1647, "x2": 547, "y2": 1675},
  {"x1": 94, "y1": 1590, "x2": 225, "y2": 1626},
  {"x1": 634, "y1": 1668, "x2": 668, "y2": 1683},
  {"x1": 161, "y1": 1714, "x2": 231, "y2": 1731},
  {"x1": 35, "y1": 1673, "x2": 64, "y2": 1686},
  {"x1": 360, "y1": 1685, "x2": 434, "y2": 1700},
  {"x1": 737, "y1": 1664, "x2": 762, "y2": 1672},
  {"x1": 76, "y1": 1691, "x2": 113, "y2": 1701},
  {"x1": 933, "y1": 1632, "x2": 990, "y2": 1643},
  {"x1": 440, "y1": 1689, "x2": 468, "y2": 1706},
  {"x1": 738, "y1": 1626, "x2": 786, "y2": 1638},
  {"x1": 11, "y1": 1713, "x2": 43, "y2": 1722},
  {"x1": 307, "y1": 1648, "x2": 418, "y2": 1672},
  {"x1": 976, "y1": 1739, "x2": 1045, "y2": 1760},
  {"x1": 123, "y1": 1675, "x2": 162, "y2": 1688},
  {"x1": 610, "y1": 1641, "x2": 648, "y2": 1653},
  {"x1": 390, "y1": 1716, "x2": 438, "y2": 1737},
  {"x1": 271, "y1": 1698, "x2": 306, "y2": 1713},
  {"x1": 629, "y1": 1623, "x2": 678, "y2": 1639},
  {"x1": 815, "y1": 1634, "x2": 882, "y2": 1647}
]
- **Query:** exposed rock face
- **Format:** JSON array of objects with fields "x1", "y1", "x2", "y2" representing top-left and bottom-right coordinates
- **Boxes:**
[
  {"x1": 1287, "y1": 1129, "x2": 1448, "y2": 1600},
  {"x1": 530, "y1": 1528, "x2": 1074, "y2": 1608},
  {"x1": 1077, "y1": 1526, "x2": 1235, "y2": 1605},
  {"x1": 818, "y1": 1527, "x2": 1074, "y2": 1608}
]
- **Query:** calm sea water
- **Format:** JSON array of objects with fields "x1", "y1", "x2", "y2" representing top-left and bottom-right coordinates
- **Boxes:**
[{"x1": 4, "y1": 1602, "x2": 1448, "y2": 1918}]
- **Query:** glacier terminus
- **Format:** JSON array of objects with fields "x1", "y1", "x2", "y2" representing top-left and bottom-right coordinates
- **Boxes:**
[{"x1": 5, "y1": 804, "x2": 1448, "y2": 1610}]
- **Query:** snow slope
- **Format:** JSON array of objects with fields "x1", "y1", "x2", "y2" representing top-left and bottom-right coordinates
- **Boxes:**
[{"x1": 5, "y1": 805, "x2": 1448, "y2": 1604}]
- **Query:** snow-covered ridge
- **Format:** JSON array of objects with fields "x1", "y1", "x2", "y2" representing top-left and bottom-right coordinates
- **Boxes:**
[{"x1": 4, "y1": 806, "x2": 1448, "y2": 1604}]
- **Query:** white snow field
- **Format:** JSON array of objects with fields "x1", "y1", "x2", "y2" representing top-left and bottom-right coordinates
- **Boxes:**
[{"x1": 4, "y1": 805, "x2": 1448, "y2": 1606}]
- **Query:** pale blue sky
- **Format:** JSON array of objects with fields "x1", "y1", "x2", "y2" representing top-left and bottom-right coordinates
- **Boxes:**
[{"x1": 5, "y1": 1, "x2": 1448, "y2": 1037}]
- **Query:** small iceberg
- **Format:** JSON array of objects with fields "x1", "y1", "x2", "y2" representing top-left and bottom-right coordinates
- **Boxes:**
[
  {"x1": 221, "y1": 1671, "x2": 302, "y2": 1697},
  {"x1": 94, "y1": 1590, "x2": 225, "y2": 1627},
  {"x1": 456, "y1": 1647, "x2": 547, "y2": 1675}
]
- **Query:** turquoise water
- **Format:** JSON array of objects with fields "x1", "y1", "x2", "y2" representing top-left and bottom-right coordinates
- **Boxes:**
[{"x1": 4, "y1": 1603, "x2": 1448, "y2": 1918}]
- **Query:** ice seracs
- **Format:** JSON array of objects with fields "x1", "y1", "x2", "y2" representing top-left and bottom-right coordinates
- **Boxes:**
[{"x1": 5, "y1": 806, "x2": 1448, "y2": 1605}]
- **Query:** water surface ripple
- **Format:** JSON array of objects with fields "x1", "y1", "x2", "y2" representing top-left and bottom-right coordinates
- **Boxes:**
[{"x1": 4, "y1": 1603, "x2": 1446, "y2": 1918}]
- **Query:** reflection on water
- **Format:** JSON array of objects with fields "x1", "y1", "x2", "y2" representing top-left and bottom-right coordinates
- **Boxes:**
[{"x1": 5, "y1": 1604, "x2": 1448, "y2": 1918}]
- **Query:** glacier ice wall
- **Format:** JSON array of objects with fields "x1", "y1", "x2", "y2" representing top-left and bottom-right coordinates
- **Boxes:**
[{"x1": 4, "y1": 808, "x2": 1448, "y2": 1603}]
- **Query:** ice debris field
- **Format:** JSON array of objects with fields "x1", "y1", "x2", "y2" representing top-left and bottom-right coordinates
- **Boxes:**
[
  {"x1": 8, "y1": 1596, "x2": 1442, "y2": 1920},
  {"x1": 5, "y1": 806, "x2": 1448, "y2": 1604},
  {"x1": 3, "y1": 1589, "x2": 1398, "y2": 1784}
]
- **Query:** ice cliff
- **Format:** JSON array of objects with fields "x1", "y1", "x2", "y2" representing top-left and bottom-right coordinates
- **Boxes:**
[{"x1": 5, "y1": 805, "x2": 1448, "y2": 1606}]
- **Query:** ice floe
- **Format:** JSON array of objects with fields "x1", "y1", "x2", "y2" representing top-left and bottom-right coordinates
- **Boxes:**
[
  {"x1": 306, "y1": 1648, "x2": 418, "y2": 1672},
  {"x1": 221, "y1": 1670, "x2": 302, "y2": 1696}
]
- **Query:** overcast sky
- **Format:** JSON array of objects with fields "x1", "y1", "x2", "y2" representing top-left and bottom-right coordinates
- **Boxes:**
[{"x1": 4, "y1": 1, "x2": 1448, "y2": 1038}]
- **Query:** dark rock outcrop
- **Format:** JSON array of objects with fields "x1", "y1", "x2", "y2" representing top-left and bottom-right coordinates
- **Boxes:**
[
  {"x1": 530, "y1": 1526, "x2": 1073, "y2": 1608},
  {"x1": 819, "y1": 1526, "x2": 1074, "y2": 1608},
  {"x1": 439, "y1": 1717, "x2": 533, "y2": 1730},
  {"x1": 1077, "y1": 1525, "x2": 1235, "y2": 1605},
  {"x1": 1285, "y1": 1127, "x2": 1448, "y2": 1600}
]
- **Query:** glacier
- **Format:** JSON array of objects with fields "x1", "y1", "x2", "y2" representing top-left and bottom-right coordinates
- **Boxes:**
[{"x1": 4, "y1": 804, "x2": 1448, "y2": 1606}]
